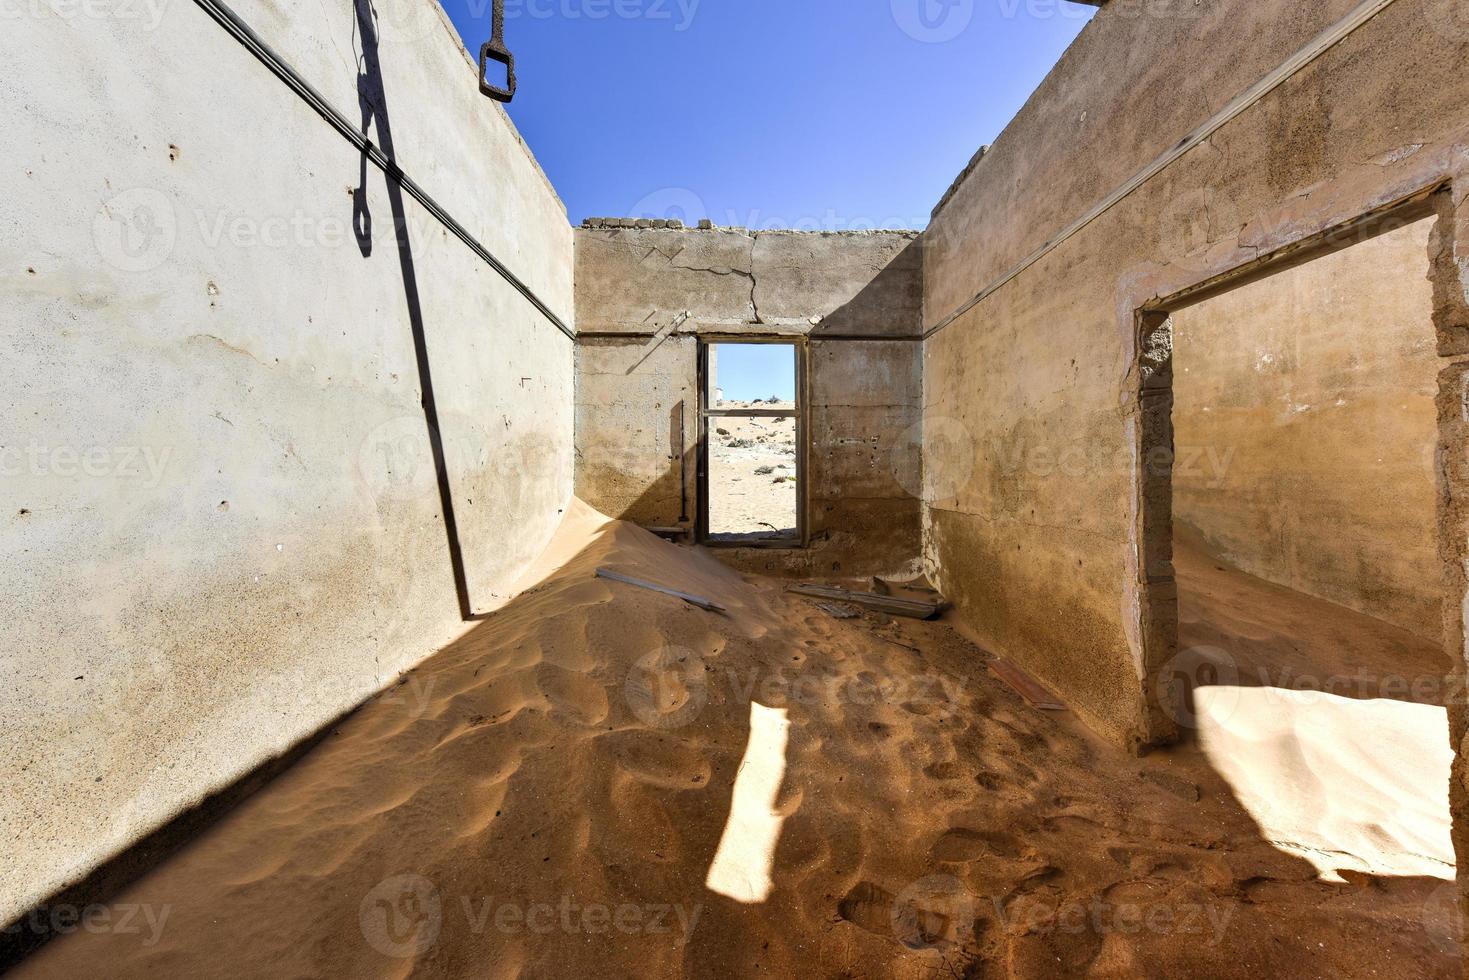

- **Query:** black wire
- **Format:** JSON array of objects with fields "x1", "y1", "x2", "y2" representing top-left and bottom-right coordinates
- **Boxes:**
[{"x1": 189, "y1": 0, "x2": 574, "y2": 341}]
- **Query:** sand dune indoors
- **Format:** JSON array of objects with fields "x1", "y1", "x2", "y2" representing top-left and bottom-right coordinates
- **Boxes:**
[
  {"x1": 1194, "y1": 686, "x2": 1453, "y2": 882},
  {"x1": 12, "y1": 504, "x2": 1457, "y2": 978}
]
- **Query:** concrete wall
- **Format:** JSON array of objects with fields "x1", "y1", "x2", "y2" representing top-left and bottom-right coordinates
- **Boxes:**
[
  {"x1": 575, "y1": 224, "x2": 923, "y2": 574},
  {"x1": 921, "y1": 0, "x2": 1469, "y2": 750},
  {"x1": 0, "y1": 0, "x2": 574, "y2": 929},
  {"x1": 1172, "y1": 216, "x2": 1441, "y2": 641}
]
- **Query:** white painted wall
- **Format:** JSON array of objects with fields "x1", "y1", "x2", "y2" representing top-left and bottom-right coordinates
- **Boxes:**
[{"x1": 0, "y1": 0, "x2": 574, "y2": 923}]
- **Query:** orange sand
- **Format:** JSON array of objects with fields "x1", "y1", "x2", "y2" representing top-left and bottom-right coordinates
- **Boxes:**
[{"x1": 12, "y1": 505, "x2": 1458, "y2": 977}]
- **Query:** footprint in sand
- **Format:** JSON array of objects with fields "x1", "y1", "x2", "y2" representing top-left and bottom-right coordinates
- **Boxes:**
[
  {"x1": 974, "y1": 770, "x2": 1003, "y2": 791},
  {"x1": 922, "y1": 761, "x2": 964, "y2": 780},
  {"x1": 838, "y1": 878, "x2": 977, "y2": 952},
  {"x1": 930, "y1": 828, "x2": 1024, "y2": 862},
  {"x1": 836, "y1": 880, "x2": 897, "y2": 937},
  {"x1": 535, "y1": 663, "x2": 610, "y2": 724},
  {"x1": 598, "y1": 730, "x2": 712, "y2": 789}
]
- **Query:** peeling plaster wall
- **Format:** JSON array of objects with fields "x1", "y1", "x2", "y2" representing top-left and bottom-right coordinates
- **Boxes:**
[
  {"x1": 0, "y1": 0, "x2": 574, "y2": 928},
  {"x1": 920, "y1": 0, "x2": 1469, "y2": 751},
  {"x1": 575, "y1": 225, "x2": 923, "y2": 574},
  {"x1": 1172, "y1": 216, "x2": 1441, "y2": 642}
]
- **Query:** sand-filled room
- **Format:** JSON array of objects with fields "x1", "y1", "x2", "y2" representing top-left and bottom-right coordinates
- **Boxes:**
[
  {"x1": 7, "y1": 0, "x2": 1469, "y2": 977},
  {"x1": 1164, "y1": 211, "x2": 1456, "y2": 881}
]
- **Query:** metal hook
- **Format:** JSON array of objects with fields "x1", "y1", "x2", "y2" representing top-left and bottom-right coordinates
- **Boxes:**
[{"x1": 479, "y1": 0, "x2": 516, "y2": 102}]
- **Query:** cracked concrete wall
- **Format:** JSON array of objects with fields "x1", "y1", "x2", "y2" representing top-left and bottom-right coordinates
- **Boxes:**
[
  {"x1": 1172, "y1": 215, "x2": 1442, "y2": 642},
  {"x1": 0, "y1": 0, "x2": 573, "y2": 931},
  {"x1": 575, "y1": 225, "x2": 923, "y2": 573},
  {"x1": 921, "y1": 0, "x2": 1469, "y2": 751}
]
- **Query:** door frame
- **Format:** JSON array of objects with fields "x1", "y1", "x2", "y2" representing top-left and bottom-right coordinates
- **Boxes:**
[
  {"x1": 695, "y1": 335, "x2": 808, "y2": 548},
  {"x1": 1129, "y1": 187, "x2": 1446, "y2": 745}
]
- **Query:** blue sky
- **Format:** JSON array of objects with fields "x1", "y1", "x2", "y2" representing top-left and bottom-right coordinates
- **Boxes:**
[
  {"x1": 439, "y1": 0, "x2": 1095, "y2": 230},
  {"x1": 710, "y1": 343, "x2": 795, "y2": 402}
]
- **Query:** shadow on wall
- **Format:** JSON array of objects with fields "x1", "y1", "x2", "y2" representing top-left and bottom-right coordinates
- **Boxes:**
[
  {"x1": 806, "y1": 236, "x2": 924, "y2": 339},
  {"x1": 352, "y1": 0, "x2": 482, "y2": 622}
]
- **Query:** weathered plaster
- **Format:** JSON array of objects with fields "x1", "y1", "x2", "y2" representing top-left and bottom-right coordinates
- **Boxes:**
[
  {"x1": 574, "y1": 226, "x2": 923, "y2": 574},
  {"x1": 922, "y1": 0, "x2": 1469, "y2": 752},
  {"x1": 1172, "y1": 216, "x2": 1441, "y2": 641},
  {"x1": 0, "y1": 0, "x2": 573, "y2": 931}
]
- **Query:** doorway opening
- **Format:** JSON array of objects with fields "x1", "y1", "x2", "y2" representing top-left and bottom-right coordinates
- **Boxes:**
[
  {"x1": 697, "y1": 339, "x2": 804, "y2": 546},
  {"x1": 1142, "y1": 202, "x2": 1456, "y2": 884}
]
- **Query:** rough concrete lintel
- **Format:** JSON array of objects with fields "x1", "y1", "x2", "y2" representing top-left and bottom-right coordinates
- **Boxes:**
[
  {"x1": 1107, "y1": 134, "x2": 1469, "y2": 402},
  {"x1": 577, "y1": 323, "x2": 927, "y2": 340},
  {"x1": 579, "y1": 221, "x2": 920, "y2": 239}
]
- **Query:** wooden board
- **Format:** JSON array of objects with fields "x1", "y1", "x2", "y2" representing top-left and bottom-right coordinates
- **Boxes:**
[
  {"x1": 787, "y1": 584, "x2": 945, "y2": 620},
  {"x1": 814, "y1": 601, "x2": 860, "y2": 620},
  {"x1": 595, "y1": 568, "x2": 726, "y2": 612},
  {"x1": 987, "y1": 658, "x2": 1066, "y2": 711}
]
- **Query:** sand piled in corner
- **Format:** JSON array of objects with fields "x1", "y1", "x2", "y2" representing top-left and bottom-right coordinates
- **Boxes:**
[
  {"x1": 1173, "y1": 523, "x2": 1455, "y2": 884},
  {"x1": 14, "y1": 503, "x2": 1458, "y2": 978}
]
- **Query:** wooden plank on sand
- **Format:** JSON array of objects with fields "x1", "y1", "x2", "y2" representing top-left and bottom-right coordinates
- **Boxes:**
[
  {"x1": 814, "y1": 601, "x2": 861, "y2": 620},
  {"x1": 595, "y1": 568, "x2": 726, "y2": 613},
  {"x1": 988, "y1": 658, "x2": 1066, "y2": 711},
  {"x1": 786, "y1": 584, "x2": 945, "y2": 620}
]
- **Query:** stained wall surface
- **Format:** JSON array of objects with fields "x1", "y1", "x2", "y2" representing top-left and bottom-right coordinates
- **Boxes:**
[
  {"x1": 0, "y1": 0, "x2": 574, "y2": 929},
  {"x1": 575, "y1": 225, "x2": 924, "y2": 574},
  {"x1": 1172, "y1": 216, "x2": 1441, "y2": 642},
  {"x1": 921, "y1": 0, "x2": 1469, "y2": 749}
]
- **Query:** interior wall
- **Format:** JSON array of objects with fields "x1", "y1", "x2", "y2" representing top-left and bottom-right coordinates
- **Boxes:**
[
  {"x1": 574, "y1": 224, "x2": 923, "y2": 574},
  {"x1": 0, "y1": 0, "x2": 574, "y2": 930},
  {"x1": 1171, "y1": 216, "x2": 1441, "y2": 641},
  {"x1": 920, "y1": 0, "x2": 1469, "y2": 749}
]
